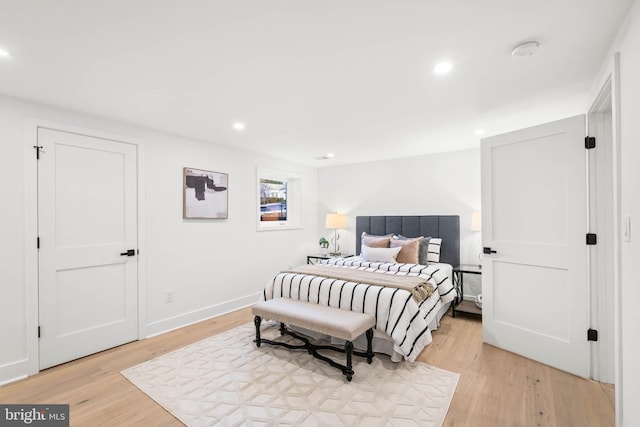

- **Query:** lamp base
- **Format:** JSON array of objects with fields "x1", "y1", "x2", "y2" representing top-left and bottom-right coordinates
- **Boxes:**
[{"x1": 330, "y1": 231, "x2": 341, "y2": 257}]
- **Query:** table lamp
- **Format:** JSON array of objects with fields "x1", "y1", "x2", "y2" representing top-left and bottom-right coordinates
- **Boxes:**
[
  {"x1": 325, "y1": 213, "x2": 347, "y2": 256},
  {"x1": 471, "y1": 211, "x2": 482, "y2": 267}
]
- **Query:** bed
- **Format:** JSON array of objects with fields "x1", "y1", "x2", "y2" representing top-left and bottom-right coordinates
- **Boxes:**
[{"x1": 262, "y1": 215, "x2": 460, "y2": 362}]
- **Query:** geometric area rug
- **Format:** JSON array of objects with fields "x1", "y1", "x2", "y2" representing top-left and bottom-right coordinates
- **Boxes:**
[{"x1": 122, "y1": 322, "x2": 459, "y2": 426}]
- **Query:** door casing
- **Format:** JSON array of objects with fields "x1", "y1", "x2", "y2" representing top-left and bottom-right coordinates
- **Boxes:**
[
  {"x1": 587, "y1": 77, "x2": 615, "y2": 384},
  {"x1": 585, "y1": 52, "x2": 622, "y2": 423}
]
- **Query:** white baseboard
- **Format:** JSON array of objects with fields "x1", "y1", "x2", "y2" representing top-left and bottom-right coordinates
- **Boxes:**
[
  {"x1": 145, "y1": 292, "x2": 260, "y2": 338},
  {"x1": 0, "y1": 359, "x2": 30, "y2": 386}
]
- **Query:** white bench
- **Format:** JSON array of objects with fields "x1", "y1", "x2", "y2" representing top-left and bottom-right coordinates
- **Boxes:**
[{"x1": 252, "y1": 298, "x2": 376, "y2": 381}]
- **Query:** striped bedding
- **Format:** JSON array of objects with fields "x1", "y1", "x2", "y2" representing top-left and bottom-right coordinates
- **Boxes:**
[{"x1": 262, "y1": 257, "x2": 457, "y2": 362}]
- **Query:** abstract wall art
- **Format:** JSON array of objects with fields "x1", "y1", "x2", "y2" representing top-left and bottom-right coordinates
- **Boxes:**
[{"x1": 183, "y1": 167, "x2": 228, "y2": 219}]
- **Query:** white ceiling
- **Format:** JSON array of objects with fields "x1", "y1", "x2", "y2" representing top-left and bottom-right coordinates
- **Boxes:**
[{"x1": 0, "y1": 0, "x2": 632, "y2": 166}]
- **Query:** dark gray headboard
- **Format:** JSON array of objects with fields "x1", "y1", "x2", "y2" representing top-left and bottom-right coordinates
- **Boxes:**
[{"x1": 355, "y1": 215, "x2": 460, "y2": 267}]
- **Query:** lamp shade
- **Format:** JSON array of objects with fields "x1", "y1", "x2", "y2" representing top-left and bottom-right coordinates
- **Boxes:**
[
  {"x1": 470, "y1": 211, "x2": 482, "y2": 232},
  {"x1": 325, "y1": 213, "x2": 347, "y2": 229}
]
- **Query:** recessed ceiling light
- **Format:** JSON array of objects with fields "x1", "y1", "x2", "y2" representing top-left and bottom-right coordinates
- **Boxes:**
[
  {"x1": 232, "y1": 122, "x2": 245, "y2": 131},
  {"x1": 475, "y1": 129, "x2": 486, "y2": 136},
  {"x1": 433, "y1": 61, "x2": 453, "y2": 75},
  {"x1": 0, "y1": 48, "x2": 11, "y2": 58},
  {"x1": 511, "y1": 41, "x2": 540, "y2": 57},
  {"x1": 325, "y1": 153, "x2": 335, "y2": 159}
]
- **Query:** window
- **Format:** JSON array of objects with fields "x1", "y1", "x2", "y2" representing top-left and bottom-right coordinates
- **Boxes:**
[{"x1": 256, "y1": 167, "x2": 301, "y2": 231}]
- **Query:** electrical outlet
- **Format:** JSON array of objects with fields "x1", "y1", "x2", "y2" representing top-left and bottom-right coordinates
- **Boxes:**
[{"x1": 164, "y1": 290, "x2": 174, "y2": 303}]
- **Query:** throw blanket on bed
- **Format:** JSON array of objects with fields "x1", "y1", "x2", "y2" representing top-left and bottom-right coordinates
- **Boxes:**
[
  {"x1": 284, "y1": 264, "x2": 434, "y2": 302},
  {"x1": 323, "y1": 258, "x2": 457, "y2": 306}
]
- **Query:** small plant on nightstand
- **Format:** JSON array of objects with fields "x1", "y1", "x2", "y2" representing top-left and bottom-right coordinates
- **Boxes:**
[{"x1": 319, "y1": 237, "x2": 329, "y2": 254}]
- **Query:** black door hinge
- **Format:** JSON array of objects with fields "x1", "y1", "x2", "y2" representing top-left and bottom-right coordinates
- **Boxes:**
[
  {"x1": 586, "y1": 233, "x2": 597, "y2": 245},
  {"x1": 38, "y1": 326, "x2": 41, "y2": 338},
  {"x1": 585, "y1": 136, "x2": 596, "y2": 149},
  {"x1": 587, "y1": 328, "x2": 598, "y2": 342},
  {"x1": 33, "y1": 145, "x2": 44, "y2": 159},
  {"x1": 37, "y1": 237, "x2": 40, "y2": 249}
]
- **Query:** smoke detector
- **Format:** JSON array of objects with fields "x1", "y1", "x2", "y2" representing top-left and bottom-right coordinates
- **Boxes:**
[
  {"x1": 314, "y1": 153, "x2": 335, "y2": 160},
  {"x1": 511, "y1": 41, "x2": 540, "y2": 57}
]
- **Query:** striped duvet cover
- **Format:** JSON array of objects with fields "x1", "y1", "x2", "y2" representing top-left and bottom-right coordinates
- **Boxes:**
[{"x1": 262, "y1": 257, "x2": 457, "y2": 362}]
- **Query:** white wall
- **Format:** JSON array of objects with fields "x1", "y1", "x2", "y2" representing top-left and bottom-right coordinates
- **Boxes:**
[
  {"x1": 142, "y1": 129, "x2": 317, "y2": 334},
  {"x1": 614, "y1": 0, "x2": 640, "y2": 424},
  {"x1": 0, "y1": 93, "x2": 319, "y2": 383},
  {"x1": 317, "y1": 148, "x2": 482, "y2": 298}
]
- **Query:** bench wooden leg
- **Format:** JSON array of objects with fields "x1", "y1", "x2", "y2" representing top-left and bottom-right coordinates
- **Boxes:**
[
  {"x1": 345, "y1": 341, "x2": 354, "y2": 382},
  {"x1": 254, "y1": 324, "x2": 373, "y2": 381},
  {"x1": 365, "y1": 328, "x2": 373, "y2": 364},
  {"x1": 254, "y1": 316, "x2": 261, "y2": 347}
]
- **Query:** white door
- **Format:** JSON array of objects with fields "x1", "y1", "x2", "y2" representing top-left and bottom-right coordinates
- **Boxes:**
[
  {"x1": 481, "y1": 115, "x2": 589, "y2": 377},
  {"x1": 38, "y1": 128, "x2": 138, "y2": 369}
]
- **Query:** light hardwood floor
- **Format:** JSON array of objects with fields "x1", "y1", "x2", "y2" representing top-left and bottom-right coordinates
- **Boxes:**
[{"x1": 0, "y1": 308, "x2": 614, "y2": 426}]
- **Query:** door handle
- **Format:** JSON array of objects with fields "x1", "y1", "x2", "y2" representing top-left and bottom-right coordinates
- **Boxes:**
[
  {"x1": 120, "y1": 249, "x2": 136, "y2": 257},
  {"x1": 483, "y1": 247, "x2": 497, "y2": 254}
]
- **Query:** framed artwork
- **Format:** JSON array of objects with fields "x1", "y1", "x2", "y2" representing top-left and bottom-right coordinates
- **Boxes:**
[{"x1": 183, "y1": 167, "x2": 228, "y2": 219}]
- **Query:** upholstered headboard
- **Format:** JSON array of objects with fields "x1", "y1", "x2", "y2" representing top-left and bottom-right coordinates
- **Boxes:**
[{"x1": 355, "y1": 215, "x2": 460, "y2": 267}]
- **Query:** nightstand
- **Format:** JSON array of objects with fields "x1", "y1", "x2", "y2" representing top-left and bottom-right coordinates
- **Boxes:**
[
  {"x1": 306, "y1": 254, "x2": 353, "y2": 264},
  {"x1": 452, "y1": 264, "x2": 482, "y2": 317}
]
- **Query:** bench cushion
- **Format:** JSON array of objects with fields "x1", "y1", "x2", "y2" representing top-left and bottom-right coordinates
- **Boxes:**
[{"x1": 252, "y1": 298, "x2": 376, "y2": 342}]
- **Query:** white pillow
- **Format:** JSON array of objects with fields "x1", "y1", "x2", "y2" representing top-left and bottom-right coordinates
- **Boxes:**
[
  {"x1": 361, "y1": 245, "x2": 402, "y2": 263},
  {"x1": 426, "y1": 238, "x2": 442, "y2": 263}
]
